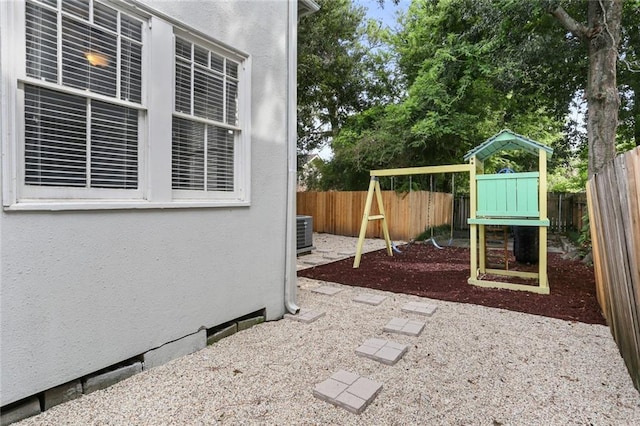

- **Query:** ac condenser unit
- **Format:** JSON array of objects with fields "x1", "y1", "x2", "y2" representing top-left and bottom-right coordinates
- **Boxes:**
[{"x1": 296, "y1": 215, "x2": 314, "y2": 255}]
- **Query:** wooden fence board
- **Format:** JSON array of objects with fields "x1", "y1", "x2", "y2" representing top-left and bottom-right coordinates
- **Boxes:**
[
  {"x1": 297, "y1": 190, "x2": 452, "y2": 241},
  {"x1": 587, "y1": 184, "x2": 609, "y2": 320},
  {"x1": 588, "y1": 146, "x2": 640, "y2": 391}
]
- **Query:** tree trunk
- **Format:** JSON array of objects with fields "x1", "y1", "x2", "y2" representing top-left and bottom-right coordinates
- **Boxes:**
[
  {"x1": 549, "y1": 0, "x2": 623, "y2": 177},
  {"x1": 585, "y1": 0, "x2": 622, "y2": 177}
]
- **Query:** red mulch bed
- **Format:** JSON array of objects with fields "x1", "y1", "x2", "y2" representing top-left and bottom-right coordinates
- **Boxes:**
[{"x1": 298, "y1": 243, "x2": 606, "y2": 325}]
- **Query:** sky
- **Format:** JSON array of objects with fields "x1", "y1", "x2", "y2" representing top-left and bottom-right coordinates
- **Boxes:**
[{"x1": 355, "y1": 0, "x2": 410, "y2": 29}]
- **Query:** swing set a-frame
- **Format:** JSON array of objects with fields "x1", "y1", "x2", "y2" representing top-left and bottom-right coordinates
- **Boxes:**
[{"x1": 352, "y1": 129, "x2": 554, "y2": 295}]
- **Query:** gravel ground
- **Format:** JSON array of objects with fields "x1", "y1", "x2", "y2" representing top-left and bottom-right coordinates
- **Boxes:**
[{"x1": 16, "y1": 234, "x2": 640, "y2": 425}]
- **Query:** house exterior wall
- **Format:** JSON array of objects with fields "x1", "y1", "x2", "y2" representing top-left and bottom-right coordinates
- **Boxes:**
[{"x1": 1, "y1": 0, "x2": 291, "y2": 406}]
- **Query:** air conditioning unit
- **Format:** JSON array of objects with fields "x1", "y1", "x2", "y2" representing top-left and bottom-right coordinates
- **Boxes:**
[{"x1": 296, "y1": 215, "x2": 314, "y2": 255}]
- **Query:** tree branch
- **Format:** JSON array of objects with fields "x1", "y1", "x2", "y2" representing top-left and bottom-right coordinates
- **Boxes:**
[
  {"x1": 598, "y1": 0, "x2": 617, "y2": 47},
  {"x1": 620, "y1": 57, "x2": 640, "y2": 73},
  {"x1": 547, "y1": 5, "x2": 590, "y2": 40}
]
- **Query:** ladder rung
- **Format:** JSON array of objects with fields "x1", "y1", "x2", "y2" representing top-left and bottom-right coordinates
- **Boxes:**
[{"x1": 368, "y1": 215, "x2": 385, "y2": 221}]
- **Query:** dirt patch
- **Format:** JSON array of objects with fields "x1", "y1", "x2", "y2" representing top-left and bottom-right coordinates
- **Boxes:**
[{"x1": 298, "y1": 243, "x2": 605, "y2": 325}]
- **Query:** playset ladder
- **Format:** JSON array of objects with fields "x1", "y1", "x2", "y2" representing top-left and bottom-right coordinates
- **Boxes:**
[{"x1": 353, "y1": 177, "x2": 392, "y2": 268}]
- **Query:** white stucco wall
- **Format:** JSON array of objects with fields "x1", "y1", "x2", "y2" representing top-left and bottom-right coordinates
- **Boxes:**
[{"x1": 0, "y1": 0, "x2": 292, "y2": 406}]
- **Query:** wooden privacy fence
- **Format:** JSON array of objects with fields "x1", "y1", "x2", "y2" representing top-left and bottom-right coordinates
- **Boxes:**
[
  {"x1": 297, "y1": 191, "x2": 452, "y2": 241},
  {"x1": 547, "y1": 192, "x2": 588, "y2": 233},
  {"x1": 587, "y1": 146, "x2": 640, "y2": 391}
]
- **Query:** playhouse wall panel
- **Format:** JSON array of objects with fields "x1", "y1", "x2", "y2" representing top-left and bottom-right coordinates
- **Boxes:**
[{"x1": 476, "y1": 172, "x2": 540, "y2": 218}]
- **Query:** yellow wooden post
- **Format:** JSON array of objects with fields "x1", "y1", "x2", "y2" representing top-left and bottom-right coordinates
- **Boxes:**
[
  {"x1": 353, "y1": 177, "x2": 377, "y2": 268},
  {"x1": 374, "y1": 178, "x2": 393, "y2": 257},
  {"x1": 538, "y1": 150, "x2": 549, "y2": 289},
  {"x1": 469, "y1": 157, "x2": 478, "y2": 280},
  {"x1": 476, "y1": 154, "x2": 486, "y2": 273},
  {"x1": 479, "y1": 224, "x2": 486, "y2": 273}
]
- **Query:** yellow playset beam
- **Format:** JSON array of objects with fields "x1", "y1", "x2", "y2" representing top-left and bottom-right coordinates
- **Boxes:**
[{"x1": 370, "y1": 164, "x2": 472, "y2": 177}]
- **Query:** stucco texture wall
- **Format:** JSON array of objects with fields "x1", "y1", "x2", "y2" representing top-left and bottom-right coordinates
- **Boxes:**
[{"x1": 0, "y1": 0, "x2": 291, "y2": 406}]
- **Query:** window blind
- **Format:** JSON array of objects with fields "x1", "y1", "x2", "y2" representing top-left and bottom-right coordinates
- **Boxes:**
[
  {"x1": 24, "y1": 0, "x2": 142, "y2": 190},
  {"x1": 172, "y1": 36, "x2": 239, "y2": 192},
  {"x1": 25, "y1": 85, "x2": 87, "y2": 187},
  {"x1": 91, "y1": 101, "x2": 138, "y2": 189},
  {"x1": 25, "y1": 2, "x2": 58, "y2": 83},
  {"x1": 207, "y1": 126, "x2": 234, "y2": 191},
  {"x1": 172, "y1": 117, "x2": 205, "y2": 190},
  {"x1": 25, "y1": 85, "x2": 138, "y2": 189}
]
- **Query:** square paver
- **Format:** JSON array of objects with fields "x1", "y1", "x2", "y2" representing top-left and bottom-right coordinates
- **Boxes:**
[
  {"x1": 284, "y1": 310, "x2": 325, "y2": 323},
  {"x1": 322, "y1": 254, "x2": 342, "y2": 260},
  {"x1": 313, "y1": 370, "x2": 383, "y2": 414},
  {"x1": 401, "y1": 301, "x2": 438, "y2": 317},
  {"x1": 353, "y1": 294, "x2": 387, "y2": 306},
  {"x1": 383, "y1": 317, "x2": 425, "y2": 337},
  {"x1": 312, "y1": 286, "x2": 343, "y2": 296},
  {"x1": 356, "y1": 338, "x2": 409, "y2": 365}
]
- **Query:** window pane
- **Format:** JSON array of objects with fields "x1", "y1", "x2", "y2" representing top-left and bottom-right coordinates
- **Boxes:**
[
  {"x1": 210, "y1": 53, "x2": 224, "y2": 73},
  {"x1": 194, "y1": 45, "x2": 208, "y2": 67},
  {"x1": 62, "y1": 0, "x2": 89, "y2": 20},
  {"x1": 26, "y1": 2, "x2": 58, "y2": 82},
  {"x1": 172, "y1": 117, "x2": 205, "y2": 190},
  {"x1": 25, "y1": 85, "x2": 87, "y2": 187},
  {"x1": 93, "y1": 2, "x2": 118, "y2": 32},
  {"x1": 175, "y1": 61, "x2": 191, "y2": 114},
  {"x1": 175, "y1": 37, "x2": 191, "y2": 60},
  {"x1": 120, "y1": 14, "x2": 142, "y2": 42},
  {"x1": 121, "y1": 39, "x2": 142, "y2": 103},
  {"x1": 226, "y1": 81, "x2": 238, "y2": 126},
  {"x1": 193, "y1": 69, "x2": 223, "y2": 122},
  {"x1": 226, "y1": 61, "x2": 238, "y2": 79},
  {"x1": 207, "y1": 126, "x2": 234, "y2": 191},
  {"x1": 91, "y1": 101, "x2": 138, "y2": 189},
  {"x1": 62, "y1": 16, "x2": 117, "y2": 97}
]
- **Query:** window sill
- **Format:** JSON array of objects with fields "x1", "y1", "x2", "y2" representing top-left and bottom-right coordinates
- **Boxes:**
[{"x1": 4, "y1": 199, "x2": 251, "y2": 211}]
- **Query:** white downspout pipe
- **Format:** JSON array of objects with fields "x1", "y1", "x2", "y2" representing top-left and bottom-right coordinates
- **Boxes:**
[{"x1": 284, "y1": 0, "x2": 300, "y2": 314}]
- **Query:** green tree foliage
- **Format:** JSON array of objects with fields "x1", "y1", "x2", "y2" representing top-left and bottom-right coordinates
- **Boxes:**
[
  {"x1": 324, "y1": 0, "x2": 569, "y2": 190},
  {"x1": 319, "y1": 0, "x2": 638, "y2": 190},
  {"x1": 297, "y1": 0, "x2": 399, "y2": 162},
  {"x1": 618, "y1": 0, "x2": 640, "y2": 148}
]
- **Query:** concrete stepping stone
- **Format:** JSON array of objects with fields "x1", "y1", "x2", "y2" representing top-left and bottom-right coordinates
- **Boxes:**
[
  {"x1": 337, "y1": 251, "x2": 355, "y2": 256},
  {"x1": 302, "y1": 257, "x2": 324, "y2": 265},
  {"x1": 353, "y1": 293, "x2": 387, "y2": 306},
  {"x1": 355, "y1": 338, "x2": 409, "y2": 365},
  {"x1": 383, "y1": 317, "x2": 425, "y2": 337},
  {"x1": 401, "y1": 301, "x2": 437, "y2": 317},
  {"x1": 284, "y1": 310, "x2": 325, "y2": 324},
  {"x1": 313, "y1": 369, "x2": 383, "y2": 414},
  {"x1": 322, "y1": 254, "x2": 342, "y2": 260},
  {"x1": 315, "y1": 248, "x2": 332, "y2": 254},
  {"x1": 312, "y1": 286, "x2": 343, "y2": 296}
]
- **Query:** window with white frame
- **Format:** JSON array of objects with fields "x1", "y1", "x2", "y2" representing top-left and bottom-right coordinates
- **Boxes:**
[
  {"x1": 22, "y1": 0, "x2": 143, "y2": 195},
  {"x1": 172, "y1": 36, "x2": 241, "y2": 195},
  {"x1": 2, "y1": 0, "x2": 251, "y2": 208}
]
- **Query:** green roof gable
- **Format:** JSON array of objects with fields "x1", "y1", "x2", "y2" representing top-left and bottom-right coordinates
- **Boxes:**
[{"x1": 463, "y1": 129, "x2": 554, "y2": 162}]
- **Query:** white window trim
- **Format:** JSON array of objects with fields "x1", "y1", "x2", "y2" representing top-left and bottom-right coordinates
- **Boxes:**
[{"x1": 1, "y1": 0, "x2": 252, "y2": 211}]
